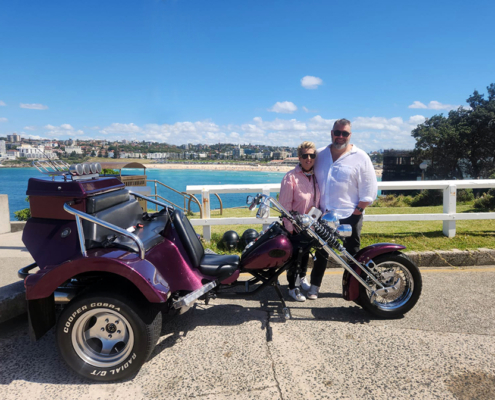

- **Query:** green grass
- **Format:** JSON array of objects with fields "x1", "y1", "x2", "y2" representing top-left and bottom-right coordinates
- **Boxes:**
[{"x1": 189, "y1": 204, "x2": 495, "y2": 254}]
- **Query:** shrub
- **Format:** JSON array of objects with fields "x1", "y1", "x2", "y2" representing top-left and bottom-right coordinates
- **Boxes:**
[
  {"x1": 456, "y1": 189, "x2": 474, "y2": 203},
  {"x1": 473, "y1": 189, "x2": 495, "y2": 211},
  {"x1": 14, "y1": 196, "x2": 31, "y2": 221},
  {"x1": 410, "y1": 190, "x2": 443, "y2": 207},
  {"x1": 14, "y1": 208, "x2": 31, "y2": 221},
  {"x1": 371, "y1": 194, "x2": 413, "y2": 207}
]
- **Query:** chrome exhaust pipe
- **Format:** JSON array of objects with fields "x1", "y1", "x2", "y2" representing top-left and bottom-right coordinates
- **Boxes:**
[{"x1": 173, "y1": 281, "x2": 218, "y2": 309}]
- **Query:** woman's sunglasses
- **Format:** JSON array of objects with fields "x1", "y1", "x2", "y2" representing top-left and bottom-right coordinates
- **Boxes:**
[
  {"x1": 333, "y1": 130, "x2": 350, "y2": 137},
  {"x1": 300, "y1": 153, "x2": 316, "y2": 159}
]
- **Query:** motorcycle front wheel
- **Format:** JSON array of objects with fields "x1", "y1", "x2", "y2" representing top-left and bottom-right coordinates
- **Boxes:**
[{"x1": 358, "y1": 252, "x2": 422, "y2": 319}]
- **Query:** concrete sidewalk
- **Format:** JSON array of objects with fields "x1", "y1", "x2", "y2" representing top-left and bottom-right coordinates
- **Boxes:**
[
  {"x1": 1, "y1": 229, "x2": 495, "y2": 324},
  {"x1": 0, "y1": 231, "x2": 34, "y2": 323}
]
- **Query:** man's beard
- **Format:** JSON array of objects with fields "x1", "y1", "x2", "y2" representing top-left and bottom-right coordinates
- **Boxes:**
[{"x1": 332, "y1": 139, "x2": 348, "y2": 150}]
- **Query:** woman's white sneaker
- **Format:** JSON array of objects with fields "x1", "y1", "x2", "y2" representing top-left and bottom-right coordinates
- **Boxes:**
[
  {"x1": 288, "y1": 288, "x2": 306, "y2": 302},
  {"x1": 307, "y1": 285, "x2": 320, "y2": 300},
  {"x1": 300, "y1": 276, "x2": 311, "y2": 291}
]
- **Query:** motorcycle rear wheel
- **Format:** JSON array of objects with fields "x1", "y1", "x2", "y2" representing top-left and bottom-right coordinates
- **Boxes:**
[
  {"x1": 358, "y1": 252, "x2": 422, "y2": 319},
  {"x1": 56, "y1": 291, "x2": 162, "y2": 381}
]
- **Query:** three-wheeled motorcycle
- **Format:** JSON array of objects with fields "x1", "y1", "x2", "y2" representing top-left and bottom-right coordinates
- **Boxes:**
[{"x1": 19, "y1": 161, "x2": 422, "y2": 381}]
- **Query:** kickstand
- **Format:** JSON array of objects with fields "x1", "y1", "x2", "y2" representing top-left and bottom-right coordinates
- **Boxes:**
[{"x1": 272, "y1": 280, "x2": 291, "y2": 320}]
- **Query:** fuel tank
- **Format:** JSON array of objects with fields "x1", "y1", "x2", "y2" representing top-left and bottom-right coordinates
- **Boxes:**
[{"x1": 240, "y1": 223, "x2": 292, "y2": 270}]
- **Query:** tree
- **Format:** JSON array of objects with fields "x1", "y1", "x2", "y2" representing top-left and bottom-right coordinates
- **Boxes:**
[{"x1": 412, "y1": 83, "x2": 495, "y2": 179}]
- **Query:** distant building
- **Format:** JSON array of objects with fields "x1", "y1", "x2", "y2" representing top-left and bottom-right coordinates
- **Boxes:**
[
  {"x1": 0, "y1": 140, "x2": 6, "y2": 156},
  {"x1": 65, "y1": 146, "x2": 83, "y2": 155},
  {"x1": 7, "y1": 134, "x2": 21, "y2": 142},
  {"x1": 272, "y1": 150, "x2": 290, "y2": 160},
  {"x1": 382, "y1": 150, "x2": 420, "y2": 195}
]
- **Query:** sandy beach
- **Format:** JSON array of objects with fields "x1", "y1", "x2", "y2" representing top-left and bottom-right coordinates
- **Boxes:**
[
  {"x1": 146, "y1": 162, "x2": 383, "y2": 176},
  {"x1": 147, "y1": 163, "x2": 294, "y2": 173}
]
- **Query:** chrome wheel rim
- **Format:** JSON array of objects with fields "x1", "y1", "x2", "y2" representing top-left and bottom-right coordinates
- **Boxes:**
[
  {"x1": 366, "y1": 260, "x2": 414, "y2": 311},
  {"x1": 71, "y1": 308, "x2": 134, "y2": 367}
]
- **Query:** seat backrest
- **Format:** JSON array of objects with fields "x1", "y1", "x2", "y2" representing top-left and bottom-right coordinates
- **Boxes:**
[
  {"x1": 171, "y1": 209, "x2": 204, "y2": 268},
  {"x1": 82, "y1": 189, "x2": 143, "y2": 247}
]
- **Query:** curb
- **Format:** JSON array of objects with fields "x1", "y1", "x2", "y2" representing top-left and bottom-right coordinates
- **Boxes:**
[
  {"x1": 0, "y1": 281, "x2": 27, "y2": 324},
  {"x1": 2, "y1": 248, "x2": 495, "y2": 325}
]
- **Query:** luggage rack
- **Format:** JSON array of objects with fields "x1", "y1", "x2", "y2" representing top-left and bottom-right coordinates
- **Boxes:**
[
  {"x1": 32, "y1": 160, "x2": 103, "y2": 181},
  {"x1": 32, "y1": 160, "x2": 70, "y2": 177}
]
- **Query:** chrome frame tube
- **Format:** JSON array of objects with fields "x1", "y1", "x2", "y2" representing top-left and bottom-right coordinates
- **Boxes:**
[
  {"x1": 258, "y1": 194, "x2": 384, "y2": 292},
  {"x1": 340, "y1": 249, "x2": 385, "y2": 288},
  {"x1": 74, "y1": 215, "x2": 87, "y2": 257},
  {"x1": 64, "y1": 203, "x2": 146, "y2": 259}
]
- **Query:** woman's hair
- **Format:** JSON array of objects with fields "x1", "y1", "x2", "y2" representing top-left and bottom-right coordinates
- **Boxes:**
[{"x1": 297, "y1": 141, "x2": 316, "y2": 157}]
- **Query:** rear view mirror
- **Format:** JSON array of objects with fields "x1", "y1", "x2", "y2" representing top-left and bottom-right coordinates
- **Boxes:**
[{"x1": 246, "y1": 195, "x2": 254, "y2": 206}]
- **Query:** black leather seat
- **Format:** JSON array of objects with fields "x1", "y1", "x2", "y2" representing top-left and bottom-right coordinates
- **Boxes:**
[
  {"x1": 171, "y1": 209, "x2": 239, "y2": 280},
  {"x1": 82, "y1": 189, "x2": 167, "y2": 253}
]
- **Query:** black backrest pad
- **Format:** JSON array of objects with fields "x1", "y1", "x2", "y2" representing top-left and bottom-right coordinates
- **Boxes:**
[
  {"x1": 86, "y1": 189, "x2": 130, "y2": 214},
  {"x1": 171, "y1": 209, "x2": 204, "y2": 268},
  {"x1": 83, "y1": 197, "x2": 143, "y2": 243}
]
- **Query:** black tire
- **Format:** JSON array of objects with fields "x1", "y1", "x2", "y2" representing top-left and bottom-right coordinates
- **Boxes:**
[
  {"x1": 56, "y1": 291, "x2": 162, "y2": 381},
  {"x1": 358, "y1": 252, "x2": 422, "y2": 319}
]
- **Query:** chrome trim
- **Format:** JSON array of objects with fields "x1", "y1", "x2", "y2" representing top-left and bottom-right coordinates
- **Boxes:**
[
  {"x1": 54, "y1": 289, "x2": 76, "y2": 304},
  {"x1": 64, "y1": 203, "x2": 146, "y2": 259},
  {"x1": 128, "y1": 191, "x2": 173, "y2": 210}
]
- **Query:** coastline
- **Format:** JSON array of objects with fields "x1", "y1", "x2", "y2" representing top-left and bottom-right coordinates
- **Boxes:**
[
  {"x1": 0, "y1": 161, "x2": 383, "y2": 176},
  {"x1": 147, "y1": 163, "x2": 383, "y2": 176}
]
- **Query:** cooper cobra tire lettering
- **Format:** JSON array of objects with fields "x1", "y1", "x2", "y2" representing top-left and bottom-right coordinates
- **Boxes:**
[{"x1": 63, "y1": 305, "x2": 88, "y2": 333}]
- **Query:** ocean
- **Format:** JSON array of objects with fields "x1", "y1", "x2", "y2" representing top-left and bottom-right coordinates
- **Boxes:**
[{"x1": 0, "y1": 168, "x2": 286, "y2": 220}]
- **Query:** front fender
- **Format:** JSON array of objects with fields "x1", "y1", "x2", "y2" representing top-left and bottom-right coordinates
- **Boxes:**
[
  {"x1": 343, "y1": 243, "x2": 406, "y2": 301},
  {"x1": 25, "y1": 250, "x2": 169, "y2": 303},
  {"x1": 354, "y1": 243, "x2": 406, "y2": 264}
]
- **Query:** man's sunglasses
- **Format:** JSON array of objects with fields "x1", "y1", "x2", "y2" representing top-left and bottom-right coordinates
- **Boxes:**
[
  {"x1": 333, "y1": 130, "x2": 351, "y2": 137},
  {"x1": 300, "y1": 153, "x2": 316, "y2": 159}
]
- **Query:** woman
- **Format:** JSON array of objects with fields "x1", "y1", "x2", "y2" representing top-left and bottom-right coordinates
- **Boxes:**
[{"x1": 279, "y1": 141, "x2": 320, "y2": 302}]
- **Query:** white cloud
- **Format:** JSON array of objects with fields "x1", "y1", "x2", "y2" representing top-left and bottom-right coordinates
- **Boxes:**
[
  {"x1": 427, "y1": 100, "x2": 458, "y2": 110},
  {"x1": 408, "y1": 101, "x2": 427, "y2": 109},
  {"x1": 43, "y1": 124, "x2": 84, "y2": 138},
  {"x1": 268, "y1": 101, "x2": 298, "y2": 114},
  {"x1": 408, "y1": 115, "x2": 426, "y2": 125},
  {"x1": 0, "y1": 101, "x2": 6, "y2": 106},
  {"x1": 20, "y1": 103, "x2": 49, "y2": 110},
  {"x1": 408, "y1": 100, "x2": 458, "y2": 111},
  {"x1": 99, "y1": 123, "x2": 142, "y2": 135},
  {"x1": 24, "y1": 126, "x2": 37, "y2": 130},
  {"x1": 0, "y1": 117, "x2": 7, "y2": 122},
  {"x1": 301, "y1": 76, "x2": 323, "y2": 89}
]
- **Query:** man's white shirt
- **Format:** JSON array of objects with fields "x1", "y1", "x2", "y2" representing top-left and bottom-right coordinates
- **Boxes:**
[{"x1": 314, "y1": 144, "x2": 378, "y2": 219}]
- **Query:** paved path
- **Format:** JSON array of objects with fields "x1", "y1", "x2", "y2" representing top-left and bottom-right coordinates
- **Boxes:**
[{"x1": 1, "y1": 266, "x2": 494, "y2": 399}]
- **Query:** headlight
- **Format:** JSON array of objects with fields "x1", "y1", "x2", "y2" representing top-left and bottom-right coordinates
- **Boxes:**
[
  {"x1": 336, "y1": 224, "x2": 352, "y2": 237},
  {"x1": 321, "y1": 210, "x2": 340, "y2": 229}
]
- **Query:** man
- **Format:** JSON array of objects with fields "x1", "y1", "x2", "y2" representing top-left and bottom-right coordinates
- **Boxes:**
[{"x1": 307, "y1": 119, "x2": 378, "y2": 299}]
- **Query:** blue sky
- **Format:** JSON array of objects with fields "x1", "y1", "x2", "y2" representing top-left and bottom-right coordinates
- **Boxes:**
[{"x1": 1, "y1": 0, "x2": 494, "y2": 152}]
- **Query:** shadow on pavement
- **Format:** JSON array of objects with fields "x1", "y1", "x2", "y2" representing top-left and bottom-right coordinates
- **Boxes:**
[{"x1": 0, "y1": 285, "x2": 383, "y2": 385}]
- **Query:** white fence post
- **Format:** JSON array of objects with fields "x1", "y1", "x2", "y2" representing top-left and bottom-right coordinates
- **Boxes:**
[
  {"x1": 262, "y1": 187, "x2": 271, "y2": 231},
  {"x1": 443, "y1": 183, "x2": 457, "y2": 238},
  {"x1": 0, "y1": 195, "x2": 11, "y2": 234},
  {"x1": 201, "y1": 188, "x2": 211, "y2": 241}
]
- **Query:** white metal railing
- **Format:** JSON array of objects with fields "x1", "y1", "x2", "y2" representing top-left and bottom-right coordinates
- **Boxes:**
[{"x1": 186, "y1": 179, "x2": 495, "y2": 241}]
